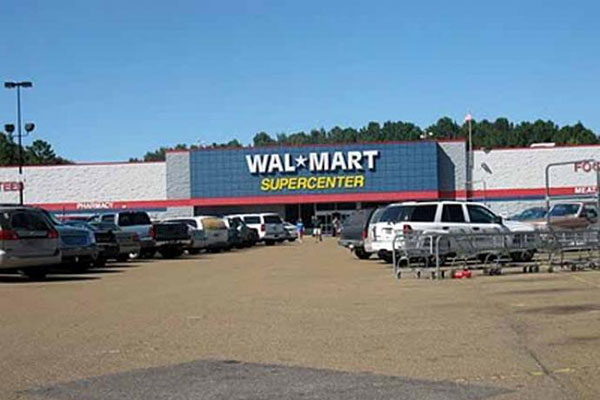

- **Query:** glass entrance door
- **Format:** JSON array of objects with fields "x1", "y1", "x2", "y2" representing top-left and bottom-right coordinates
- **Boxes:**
[{"x1": 315, "y1": 212, "x2": 333, "y2": 235}]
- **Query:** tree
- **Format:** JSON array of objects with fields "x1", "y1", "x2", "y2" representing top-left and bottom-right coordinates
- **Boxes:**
[
  {"x1": 359, "y1": 122, "x2": 381, "y2": 142},
  {"x1": 143, "y1": 147, "x2": 170, "y2": 162},
  {"x1": 133, "y1": 117, "x2": 599, "y2": 161},
  {"x1": 0, "y1": 132, "x2": 71, "y2": 165},
  {"x1": 26, "y1": 140, "x2": 57, "y2": 164},
  {"x1": 252, "y1": 132, "x2": 276, "y2": 147},
  {"x1": 426, "y1": 117, "x2": 460, "y2": 139}
]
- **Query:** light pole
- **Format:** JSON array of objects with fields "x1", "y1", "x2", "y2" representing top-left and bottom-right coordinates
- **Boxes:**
[
  {"x1": 4, "y1": 81, "x2": 34, "y2": 205},
  {"x1": 464, "y1": 112, "x2": 473, "y2": 198}
]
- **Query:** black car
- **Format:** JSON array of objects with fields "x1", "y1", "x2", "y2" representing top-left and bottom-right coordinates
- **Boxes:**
[
  {"x1": 65, "y1": 221, "x2": 142, "y2": 264},
  {"x1": 338, "y1": 207, "x2": 386, "y2": 260}
]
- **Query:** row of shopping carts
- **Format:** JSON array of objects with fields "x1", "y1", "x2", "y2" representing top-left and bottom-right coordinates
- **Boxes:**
[{"x1": 391, "y1": 228, "x2": 600, "y2": 280}]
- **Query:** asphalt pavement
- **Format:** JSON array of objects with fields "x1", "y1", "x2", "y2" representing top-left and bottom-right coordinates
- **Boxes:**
[{"x1": 1, "y1": 238, "x2": 599, "y2": 399}]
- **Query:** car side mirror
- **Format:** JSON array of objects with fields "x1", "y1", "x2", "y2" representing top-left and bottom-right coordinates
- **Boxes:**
[{"x1": 494, "y1": 216, "x2": 503, "y2": 225}]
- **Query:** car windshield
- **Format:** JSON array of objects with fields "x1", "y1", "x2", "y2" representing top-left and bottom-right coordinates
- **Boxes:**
[
  {"x1": 243, "y1": 216, "x2": 260, "y2": 224},
  {"x1": 38, "y1": 210, "x2": 63, "y2": 226},
  {"x1": 119, "y1": 212, "x2": 151, "y2": 226},
  {"x1": 515, "y1": 208, "x2": 547, "y2": 221},
  {"x1": 263, "y1": 215, "x2": 282, "y2": 224},
  {"x1": 89, "y1": 222, "x2": 121, "y2": 231},
  {"x1": 65, "y1": 220, "x2": 92, "y2": 229},
  {"x1": 379, "y1": 205, "x2": 437, "y2": 223},
  {"x1": 168, "y1": 219, "x2": 198, "y2": 228},
  {"x1": 549, "y1": 204, "x2": 580, "y2": 217}
]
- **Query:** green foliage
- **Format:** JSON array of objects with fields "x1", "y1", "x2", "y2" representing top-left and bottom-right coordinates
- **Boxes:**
[
  {"x1": 135, "y1": 117, "x2": 599, "y2": 162},
  {"x1": 252, "y1": 132, "x2": 277, "y2": 147},
  {"x1": 0, "y1": 132, "x2": 71, "y2": 165}
]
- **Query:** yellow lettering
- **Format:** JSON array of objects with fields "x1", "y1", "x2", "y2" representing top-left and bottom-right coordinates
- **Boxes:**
[
  {"x1": 288, "y1": 177, "x2": 297, "y2": 190},
  {"x1": 297, "y1": 177, "x2": 307, "y2": 189},
  {"x1": 261, "y1": 174, "x2": 364, "y2": 191},
  {"x1": 261, "y1": 178, "x2": 271, "y2": 191},
  {"x1": 326, "y1": 177, "x2": 336, "y2": 188},
  {"x1": 354, "y1": 175, "x2": 364, "y2": 187},
  {"x1": 317, "y1": 177, "x2": 326, "y2": 189},
  {"x1": 279, "y1": 178, "x2": 289, "y2": 190},
  {"x1": 344, "y1": 176, "x2": 354, "y2": 187}
]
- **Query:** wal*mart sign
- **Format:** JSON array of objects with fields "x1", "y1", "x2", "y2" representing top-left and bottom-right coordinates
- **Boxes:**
[
  {"x1": 188, "y1": 142, "x2": 440, "y2": 199},
  {"x1": 245, "y1": 150, "x2": 379, "y2": 192},
  {"x1": 245, "y1": 150, "x2": 379, "y2": 174}
]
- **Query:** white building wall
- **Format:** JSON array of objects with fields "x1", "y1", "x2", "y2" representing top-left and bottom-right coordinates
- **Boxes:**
[
  {"x1": 473, "y1": 145, "x2": 600, "y2": 216},
  {"x1": 0, "y1": 162, "x2": 166, "y2": 205}
]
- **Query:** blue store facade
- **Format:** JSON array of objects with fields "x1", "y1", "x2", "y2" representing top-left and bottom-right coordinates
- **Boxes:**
[{"x1": 166, "y1": 139, "x2": 466, "y2": 231}]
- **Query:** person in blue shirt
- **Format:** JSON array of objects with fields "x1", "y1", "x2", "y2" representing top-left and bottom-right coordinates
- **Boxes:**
[{"x1": 296, "y1": 219, "x2": 304, "y2": 242}]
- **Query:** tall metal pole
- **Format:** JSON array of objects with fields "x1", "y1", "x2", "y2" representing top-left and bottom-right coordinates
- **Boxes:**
[
  {"x1": 468, "y1": 117, "x2": 472, "y2": 198},
  {"x1": 16, "y1": 86, "x2": 23, "y2": 205}
]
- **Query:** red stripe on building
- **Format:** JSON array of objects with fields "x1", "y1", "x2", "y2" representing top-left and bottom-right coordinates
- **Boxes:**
[
  {"x1": 31, "y1": 190, "x2": 440, "y2": 211},
  {"x1": 468, "y1": 186, "x2": 586, "y2": 199}
]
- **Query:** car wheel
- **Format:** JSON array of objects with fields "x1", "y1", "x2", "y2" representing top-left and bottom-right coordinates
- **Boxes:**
[
  {"x1": 380, "y1": 254, "x2": 393, "y2": 264},
  {"x1": 354, "y1": 247, "x2": 372, "y2": 260},
  {"x1": 93, "y1": 256, "x2": 106, "y2": 268},
  {"x1": 160, "y1": 247, "x2": 183, "y2": 259},
  {"x1": 188, "y1": 248, "x2": 200, "y2": 255},
  {"x1": 140, "y1": 249, "x2": 156, "y2": 259},
  {"x1": 19, "y1": 267, "x2": 47, "y2": 280},
  {"x1": 116, "y1": 253, "x2": 130, "y2": 262},
  {"x1": 265, "y1": 240, "x2": 275, "y2": 246},
  {"x1": 511, "y1": 250, "x2": 534, "y2": 263}
]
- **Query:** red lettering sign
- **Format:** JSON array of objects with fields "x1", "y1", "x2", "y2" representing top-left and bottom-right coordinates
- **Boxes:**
[
  {"x1": 574, "y1": 161, "x2": 600, "y2": 173},
  {"x1": 0, "y1": 181, "x2": 23, "y2": 191}
]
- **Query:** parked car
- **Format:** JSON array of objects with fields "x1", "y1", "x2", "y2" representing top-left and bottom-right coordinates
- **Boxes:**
[
  {"x1": 338, "y1": 207, "x2": 385, "y2": 259},
  {"x1": 39, "y1": 209, "x2": 99, "y2": 270},
  {"x1": 95, "y1": 211, "x2": 155, "y2": 257},
  {"x1": 65, "y1": 220, "x2": 141, "y2": 263},
  {"x1": 94, "y1": 211, "x2": 190, "y2": 258},
  {"x1": 224, "y1": 216, "x2": 257, "y2": 248},
  {"x1": 283, "y1": 222, "x2": 298, "y2": 242},
  {"x1": 150, "y1": 221, "x2": 192, "y2": 258},
  {"x1": 162, "y1": 218, "x2": 207, "y2": 255},
  {"x1": 364, "y1": 201, "x2": 535, "y2": 263},
  {"x1": 170, "y1": 216, "x2": 229, "y2": 252},
  {"x1": 229, "y1": 213, "x2": 286, "y2": 245},
  {"x1": 0, "y1": 205, "x2": 61, "y2": 279},
  {"x1": 528, "y1": 201, "x2": 599, "y2": 230},
  {"x1": 248, "y1": 227, "x2": 259, "y2": 245}
]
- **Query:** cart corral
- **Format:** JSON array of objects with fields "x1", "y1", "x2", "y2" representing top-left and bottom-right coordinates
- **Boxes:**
[{"x1": 391, "y1": 228, "x2": 600, "y2": 280}]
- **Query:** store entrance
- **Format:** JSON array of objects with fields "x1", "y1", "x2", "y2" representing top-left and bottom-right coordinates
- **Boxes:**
[{"x1": 314, "y1": 209, "x2": 356, "y2": 236}]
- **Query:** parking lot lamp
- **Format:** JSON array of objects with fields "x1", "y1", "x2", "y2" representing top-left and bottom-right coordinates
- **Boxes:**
[{"x1": 4, "y1": 81, "x2": 34, "y2": 205}]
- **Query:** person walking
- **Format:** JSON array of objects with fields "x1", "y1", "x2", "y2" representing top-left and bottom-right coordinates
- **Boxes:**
[
  {"x1": 332, "y1": 216, "x2": 340, "y2": 237},
  {"x1": 314, "y1": 218, "x2": 323, "y2": 242},
  {"x1": 296, "y1": 218, "x2": 304, "y2": 242}
]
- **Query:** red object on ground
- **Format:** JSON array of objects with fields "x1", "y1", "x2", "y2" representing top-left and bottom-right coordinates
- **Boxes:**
[{"x1": 452, "y1": 269, "x2": 472, "y2": 279}]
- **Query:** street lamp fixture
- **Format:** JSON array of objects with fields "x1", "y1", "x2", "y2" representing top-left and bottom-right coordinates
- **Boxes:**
[
  {"x1": 4, "y1": 81, "x2": 32, "y2": 89},
  {"x1": 4, "y1": 80, "x2": 34, "y2": 205}
]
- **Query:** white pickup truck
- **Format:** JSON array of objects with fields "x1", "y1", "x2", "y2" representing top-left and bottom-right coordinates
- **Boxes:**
[{"x1": 364, "y1": 201, "x2": 535, "y2": 263}]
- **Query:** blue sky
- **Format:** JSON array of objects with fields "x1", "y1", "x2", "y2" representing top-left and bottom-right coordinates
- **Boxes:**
[{"x1": 1, "y1": 0, "x2": 598, "y2": 161}]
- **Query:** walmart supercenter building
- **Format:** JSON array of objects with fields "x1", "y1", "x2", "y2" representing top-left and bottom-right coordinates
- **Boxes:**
[{"x1": 0, "y1": 139, "x2": 598, "y2": 231}]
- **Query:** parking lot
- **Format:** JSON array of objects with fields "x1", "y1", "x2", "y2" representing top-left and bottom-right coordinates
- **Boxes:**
[{"x1": 1, "y1": 238, "x2": 600, "y2": 399}]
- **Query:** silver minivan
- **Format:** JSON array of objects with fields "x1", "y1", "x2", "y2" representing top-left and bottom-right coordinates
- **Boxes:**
[{"x1": 0, "y1": 206, "x2": 62, "y2": 279}]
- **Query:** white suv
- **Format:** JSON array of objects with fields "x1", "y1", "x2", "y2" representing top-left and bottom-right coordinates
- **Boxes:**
[
  {"x1": 364, "y1": 201, "x2": 535, "y2": 263},
  {"x1": 229, "y1": 213, "x2": 285, "y2": 245}
]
